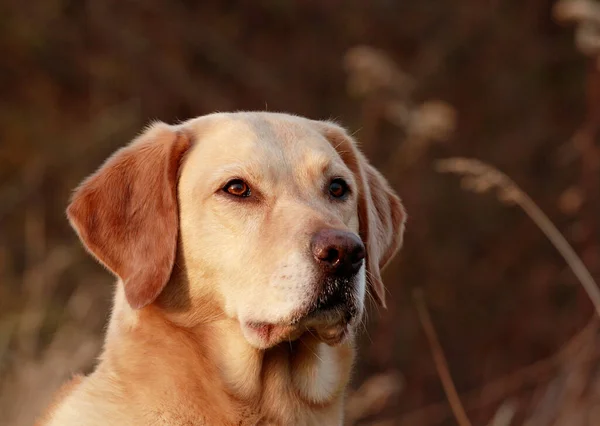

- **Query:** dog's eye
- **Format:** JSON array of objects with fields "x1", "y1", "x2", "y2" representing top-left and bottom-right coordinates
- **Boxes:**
[
  {"x1": 223, "y1": 179, "x2": 251, "y2": 198},
  {"x1": 329, "y1": 178, "x2": 349, "y2": 199}
]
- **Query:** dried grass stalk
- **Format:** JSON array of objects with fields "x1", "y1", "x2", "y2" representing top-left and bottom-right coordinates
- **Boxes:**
[
  {"x1": 436, "y1": 157, "x2": 600, "y2": 318},
  {"x1": 413, "y1": 288, "x2": 473, "y2": 426}
]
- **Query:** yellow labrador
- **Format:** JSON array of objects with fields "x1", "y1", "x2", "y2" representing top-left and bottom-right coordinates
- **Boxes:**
[{"x1": 37, "y1": 112, "x2": 405, "y2": 426}]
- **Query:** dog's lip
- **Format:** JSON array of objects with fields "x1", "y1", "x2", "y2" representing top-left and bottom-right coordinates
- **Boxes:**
[
  {"x1": 245, "y1": 321, "x2": 348, "y2": 347},
  {"x1": 312, "y1": 322, "x2": 349, "y2": 345},
  {"x1": 244, "y1": 307, "x2": 352, "y2": 347},
  {"x1": 301, "y1": 307, "x2": 352, "y2": 345}
]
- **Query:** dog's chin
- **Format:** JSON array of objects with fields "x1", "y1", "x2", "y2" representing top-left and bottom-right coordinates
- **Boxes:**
[{"x1": 240, "y1": 306, "x2": 356, "y2": 350}]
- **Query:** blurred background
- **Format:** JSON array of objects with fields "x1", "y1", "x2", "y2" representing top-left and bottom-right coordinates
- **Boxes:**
[{"x1": 1, "y1": 1, "x2": 600, "y2": 425}]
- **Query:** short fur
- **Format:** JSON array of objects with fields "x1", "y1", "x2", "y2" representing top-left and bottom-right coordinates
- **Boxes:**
[{"x1": 37, "y1": 112, "x2": 405, "y2": 426}]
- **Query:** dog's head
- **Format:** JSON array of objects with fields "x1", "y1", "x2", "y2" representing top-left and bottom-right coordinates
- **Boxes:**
[{"x1": 67, "y1": 112, "x2": 405, "y2": 349}]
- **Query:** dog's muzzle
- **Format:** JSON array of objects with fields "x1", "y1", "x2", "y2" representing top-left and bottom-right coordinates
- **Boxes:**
[
  {"x1": 300, "y1": 228, "x2": 366, "y2": 343},
  {"x1": 310, "y1": 227, "x2": 364, "y2": 311}
]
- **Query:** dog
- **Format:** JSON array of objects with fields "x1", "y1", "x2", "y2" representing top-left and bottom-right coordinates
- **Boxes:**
[{"x1": 36, "y1": 112, "x2": 405, "y2": 426}]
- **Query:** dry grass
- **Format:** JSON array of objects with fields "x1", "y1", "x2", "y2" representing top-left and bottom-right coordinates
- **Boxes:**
[
  {"x1": 344, "y1": 45, "x2": 457, "y2": 167},
  {"x1": 425, "y1": 157, "x2": 600, "y2": 425},
  {"x1": 436, "y1": 157, "x2": 600, "y2": 319},
  {"x1": 413, "y1": 288, "x2": 473, "y2": 426}
]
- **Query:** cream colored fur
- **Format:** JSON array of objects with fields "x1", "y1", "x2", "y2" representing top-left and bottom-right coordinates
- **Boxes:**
[{"x1": 36, "y1": 112, "x2": 405, "y2": 426}]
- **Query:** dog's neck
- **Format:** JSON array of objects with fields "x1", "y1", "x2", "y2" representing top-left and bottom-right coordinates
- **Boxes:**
[{"x1": 100, "y1": 284, "x2": 354, "y2": 425}]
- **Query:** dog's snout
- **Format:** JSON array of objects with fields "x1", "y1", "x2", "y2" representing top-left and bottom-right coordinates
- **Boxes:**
[{"x1": 311, "y1": 229, "x2": 365, "y2": 276}]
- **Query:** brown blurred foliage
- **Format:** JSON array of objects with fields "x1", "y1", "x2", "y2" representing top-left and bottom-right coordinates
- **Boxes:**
[{"x1": 1, "y1": 1, "x2": 600, "y2": 425}]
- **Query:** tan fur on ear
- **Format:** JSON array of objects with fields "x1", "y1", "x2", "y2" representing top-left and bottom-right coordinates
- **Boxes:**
[
  {"x1": 359, "y1": 164, "x2": 406, "y2": 307},
  {"x1": 317, "y1": 122, "x2": 406, "y2": 308},
  {"x1": 67, "y1": 122, "x2": 191, "y2": 309}
]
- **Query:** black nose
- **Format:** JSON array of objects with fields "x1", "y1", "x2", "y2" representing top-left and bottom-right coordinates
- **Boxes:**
[{"x1": 311, "y1": 229, "x2": 365, "y2": 277}]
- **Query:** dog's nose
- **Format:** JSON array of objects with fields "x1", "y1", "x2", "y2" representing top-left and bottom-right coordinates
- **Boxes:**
[{"x1": 311, "y1": 229, "x2": 365, "y2": 276}]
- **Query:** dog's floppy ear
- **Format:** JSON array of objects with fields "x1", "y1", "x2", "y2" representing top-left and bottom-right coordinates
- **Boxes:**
[
  {"x1": 317, "y1": 122, "x2": 405, "y2": 308},
  {"x1": 67, "y1": 122, "x2": 191, "y2": 309}
]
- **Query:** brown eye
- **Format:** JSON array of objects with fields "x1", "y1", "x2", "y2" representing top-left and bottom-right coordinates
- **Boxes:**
[
  {"x1": 223, "y1": 179, "x2": 251, "y2": 197},
  {"x1": 329, "y1": 178, "x2": 349, "y2": 199}
]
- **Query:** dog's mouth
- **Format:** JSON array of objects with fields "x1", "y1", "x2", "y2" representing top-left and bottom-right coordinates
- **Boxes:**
[
  {"x1": 242, "y1": 276, "x2": 362, "y2": 349},
  {"x1": 243, "y1": 302, "x2": 357, "y2": 349},
  {"x1": 298, "y1": 304, "x2": 354, "y2": 345}
]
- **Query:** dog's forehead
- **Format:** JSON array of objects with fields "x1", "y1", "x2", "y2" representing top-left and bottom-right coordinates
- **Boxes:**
[{"x1": 185, "y1": 113, "x2": 346, "y2": 173}]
